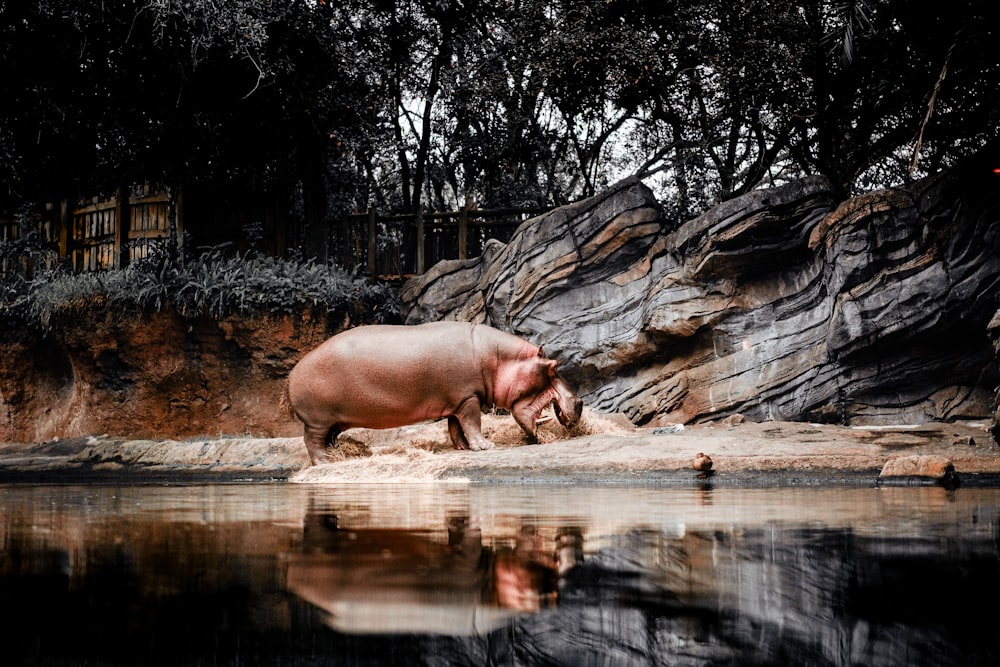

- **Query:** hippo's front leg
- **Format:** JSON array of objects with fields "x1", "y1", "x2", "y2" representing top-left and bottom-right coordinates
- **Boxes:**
[
  {"x1": 449, "y1": 396, "x2": 494, "y2": 451},
  {"x1": 510, "y1": 399, "x2": 541, "y2": 443}
]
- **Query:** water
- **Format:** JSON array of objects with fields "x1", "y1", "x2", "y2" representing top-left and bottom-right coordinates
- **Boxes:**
[{"x1": 1, "y1": 482, "x2": 999, "y2": 666}]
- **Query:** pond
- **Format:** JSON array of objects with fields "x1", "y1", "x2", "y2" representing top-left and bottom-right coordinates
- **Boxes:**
[{"x1": 1, "y1": 482, "x2": 999, "y2": 666}]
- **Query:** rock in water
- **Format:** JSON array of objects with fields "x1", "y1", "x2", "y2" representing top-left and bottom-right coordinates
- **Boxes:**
[
  {"x1": 692, "y1": 452, "x2": 713, "y2": 472},
  {"x1": 879, "y1": 455, "x2": 957, "y2": 486},
  {"x1": 402, "y1": 144, "x2": 1000, "y2": 429}
]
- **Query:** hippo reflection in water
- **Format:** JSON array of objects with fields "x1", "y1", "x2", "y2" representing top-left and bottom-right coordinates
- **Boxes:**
[{"x1": 285, "y1": 512, "x2": 584, "y2": 635}]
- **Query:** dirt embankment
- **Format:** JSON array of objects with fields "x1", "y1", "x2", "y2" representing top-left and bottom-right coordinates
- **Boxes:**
[{"x1": 0, "y1": 309, "x2": 344, "y2": 444}]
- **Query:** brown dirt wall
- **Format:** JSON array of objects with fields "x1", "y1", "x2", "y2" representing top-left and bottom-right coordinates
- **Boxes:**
[{"x1": 0, "y1": 308, "x2": 347, "y2": 443}]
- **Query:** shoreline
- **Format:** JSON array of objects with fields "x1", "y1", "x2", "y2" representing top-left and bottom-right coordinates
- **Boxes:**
[{"x1": 2, "y1": 417, "x2": 999, "y2": 488}]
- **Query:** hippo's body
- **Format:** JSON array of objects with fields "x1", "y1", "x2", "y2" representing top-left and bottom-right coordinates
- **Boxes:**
[{"x1": 286, "y1": 321, "x2": 583, "y2": 465}]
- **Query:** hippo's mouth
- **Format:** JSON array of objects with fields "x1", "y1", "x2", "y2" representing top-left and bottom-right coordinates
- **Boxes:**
[
  {"x1": 550, "y1": 376, "x2": 583, "y2": 429},
  {"x1": 552, "y1": 397, "x2": 583, "y2": 430}
]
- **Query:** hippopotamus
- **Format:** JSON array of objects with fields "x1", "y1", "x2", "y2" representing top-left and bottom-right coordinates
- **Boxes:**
[{"x1": 285, "y1": 321, "x2": 583, "y2": 465}]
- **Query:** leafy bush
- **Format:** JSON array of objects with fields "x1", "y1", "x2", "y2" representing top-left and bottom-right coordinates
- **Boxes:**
[{"x1": 0, "y1": 245, "x2": 400, "y2": 332}]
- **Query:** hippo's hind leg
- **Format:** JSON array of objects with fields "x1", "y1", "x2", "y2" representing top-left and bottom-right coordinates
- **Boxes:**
[
  {"x1": 448, "y1": 416, "x2": 470, "y2": 450},
  {"x1": 303, "y1": 423, "x2": 340, "y2": 465},
  {"x1": 450, "y1": 397, "x2": 494, "y2": 451}
]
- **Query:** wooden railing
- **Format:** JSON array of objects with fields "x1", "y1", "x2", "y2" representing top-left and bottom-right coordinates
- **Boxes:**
[
  {"x1": 70, "y1": 185, "x2": 177, "y2": 271},
  {"x1": 0, "y1": 209, "x2": 60, "y2": 278},
  {"x1": 3, "y1": 190, "x2": 548, "y2": 278}
]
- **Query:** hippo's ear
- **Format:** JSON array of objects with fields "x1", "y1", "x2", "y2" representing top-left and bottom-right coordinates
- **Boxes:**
[{"x1": 536, "y1": 346, "x2": 546, "y2": 358}]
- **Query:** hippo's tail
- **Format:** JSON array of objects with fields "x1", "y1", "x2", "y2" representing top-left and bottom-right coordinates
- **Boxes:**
[{"x1": 279, "y1": 382, "x2": 295, "y2": 419}]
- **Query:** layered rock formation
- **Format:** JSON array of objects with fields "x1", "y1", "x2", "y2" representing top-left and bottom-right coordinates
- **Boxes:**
[{"x1": 402, "y1": 144, "x2": 1000, "y2": 427}]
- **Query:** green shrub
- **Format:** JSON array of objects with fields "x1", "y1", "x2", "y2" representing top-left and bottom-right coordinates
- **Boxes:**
[{"x1": 0, "y1": 246, "x2": 400, "y2": 332}]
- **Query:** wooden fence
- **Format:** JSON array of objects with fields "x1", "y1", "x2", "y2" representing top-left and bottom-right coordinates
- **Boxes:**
[
  {"x1": 333, "y1": 205, "x2": 550, "y2": 278},
  {"x1": 3, "y1": 189, "x2": 548, "y2": 278},
  {"x1": 70, "y1": 184, "x2": 178, "y2": 271},
  {"x1": 0, "y1": 204, "x2": 61, "y2": 277}
]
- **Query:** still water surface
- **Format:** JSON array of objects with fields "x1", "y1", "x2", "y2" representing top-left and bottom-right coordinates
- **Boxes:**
[{"x1": 1, "y1": 482, "x2": 999, "y2": 666}]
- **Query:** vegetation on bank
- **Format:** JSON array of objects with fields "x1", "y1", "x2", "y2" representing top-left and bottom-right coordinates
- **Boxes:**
[{"x1": 0, "y1": 236, "x2": 400, "y2": 332}]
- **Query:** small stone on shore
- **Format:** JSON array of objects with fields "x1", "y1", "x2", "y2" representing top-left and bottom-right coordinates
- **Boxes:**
[
  {"x1": 692, "y1": 452, "x2": 713, "y2": 472},
  {"x1": 879, "y1": 455, "x2": 956, "y2": 484}
]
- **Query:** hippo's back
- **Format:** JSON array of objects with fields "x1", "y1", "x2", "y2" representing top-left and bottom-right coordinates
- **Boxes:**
[{"x1": 287, "y1": 322, "x2": 483, "y2": 428}]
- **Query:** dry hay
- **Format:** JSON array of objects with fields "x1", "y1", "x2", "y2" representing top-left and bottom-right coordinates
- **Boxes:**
[
  {"x1": 291, "y1": 449, "x2": 462, "y2": 483},
  {"x1": 320, "y1": 433, "x2": 374, "y2": 462},
  {"x1": 483, "y1": 406, "x2": 628, "y2": 445},
  {"x1": 289, "y1": 407, "x2": 631, "y2": 483},
  {"x1": 309, "y1": 406, "x2": 630, "y2": 463}
]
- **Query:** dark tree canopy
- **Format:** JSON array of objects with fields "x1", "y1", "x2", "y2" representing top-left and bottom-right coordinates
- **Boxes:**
[{"x1": 2, "y1": 0, "x2": 998, "y2": 252}]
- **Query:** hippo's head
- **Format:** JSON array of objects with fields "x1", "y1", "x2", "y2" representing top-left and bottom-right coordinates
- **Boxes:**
[{"x1": 550, "y1": 372, "x2": 583, "y2": 430}]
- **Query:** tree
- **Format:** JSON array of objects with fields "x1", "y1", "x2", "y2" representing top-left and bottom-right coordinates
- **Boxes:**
[
  {"x1": 1, "y1": 0, "x2": 374, "y2": 258},
  {"x1": 3, "y1": 0, "x2": 998, "y2": 255}
]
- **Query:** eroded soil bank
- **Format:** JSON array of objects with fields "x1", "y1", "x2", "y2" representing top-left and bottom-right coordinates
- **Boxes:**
[{"x1": 3, "y1": 410, "x2": 999, "y2": 487}]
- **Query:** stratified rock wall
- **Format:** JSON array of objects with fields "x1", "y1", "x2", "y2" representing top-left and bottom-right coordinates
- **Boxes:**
[{"x1": 402, "y1": 145, "x2": 1000, "y2": 427}]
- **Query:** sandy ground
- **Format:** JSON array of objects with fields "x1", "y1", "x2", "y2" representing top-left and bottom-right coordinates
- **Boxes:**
[{"x1": 2, "y1": 408, "x2": 999, "y2": 486}]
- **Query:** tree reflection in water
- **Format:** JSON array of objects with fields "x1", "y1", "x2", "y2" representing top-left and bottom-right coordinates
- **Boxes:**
[{"x1": 0, "y1": 484, "x2": 998, "y2": 665}]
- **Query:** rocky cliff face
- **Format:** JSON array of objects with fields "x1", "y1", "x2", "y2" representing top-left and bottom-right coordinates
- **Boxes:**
[{"x1": 402, "y1": 144, "x2": 1000, "y2": 427}]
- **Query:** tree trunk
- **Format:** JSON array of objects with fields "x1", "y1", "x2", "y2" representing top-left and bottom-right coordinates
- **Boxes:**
[{"x1": 298, "y1": 136, "x2": 328, "y2": 263}]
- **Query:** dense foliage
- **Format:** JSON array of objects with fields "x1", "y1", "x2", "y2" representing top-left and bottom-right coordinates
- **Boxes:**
[
  {"x1": 0, "y1": 244, "x2": 400, "y2": 332},
  {"x1": 2, "y1": 0, "x2": 998, "y2": 243}
]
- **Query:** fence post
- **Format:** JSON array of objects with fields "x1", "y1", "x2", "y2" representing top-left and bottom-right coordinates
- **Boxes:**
[
  {"x1": 58, "y1": 199, "x2": 70, "y2": 258},
  {"x1": 458, "y1": 201, "x2": 469, "y2": 261},
  {"x1": 114, "y1": 186, "x2": 129, "y2": 268},
  {"x1": 416, "y1": 206, "x2": 425, "y2": 274},
  {"x1": 336, "y1": 215, "x2": 348, "y2": 269},
  {"x1": 367, "y1": 207, "x2": 377, "y2": 280},
  {"x1": 173, "y1": 185, "x2": 184, "y2": 262}
]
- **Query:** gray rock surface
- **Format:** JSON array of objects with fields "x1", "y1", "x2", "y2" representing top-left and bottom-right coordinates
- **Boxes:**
[{"x1": 402, "y1": 145, "x2": 1000, "y2": 428}]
